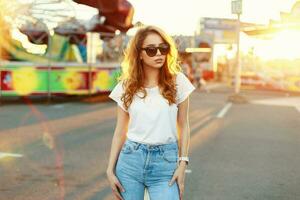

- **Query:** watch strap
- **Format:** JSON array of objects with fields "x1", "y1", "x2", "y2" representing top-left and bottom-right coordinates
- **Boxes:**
[{"x1": 178, "y1": 156, "x2": 189, "y2": 165}]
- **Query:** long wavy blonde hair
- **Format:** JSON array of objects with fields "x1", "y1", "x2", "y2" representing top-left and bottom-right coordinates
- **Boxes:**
[{"x1": 118, "y1": 25, "x2": 182, "y2": 111}]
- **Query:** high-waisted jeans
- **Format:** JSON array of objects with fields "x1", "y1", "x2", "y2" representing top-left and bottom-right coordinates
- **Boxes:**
[{"x1": 115, "y1": 138, "x2": 180, "y2": 200}]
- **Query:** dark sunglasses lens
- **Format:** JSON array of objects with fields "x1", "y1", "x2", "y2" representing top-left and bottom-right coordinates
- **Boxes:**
[
  {"x1": 145, "y1": 48, "x2": 157, "y2": 57},
  {"x1": 159, "y1": 46, "x2": 169, "y2": 55}
]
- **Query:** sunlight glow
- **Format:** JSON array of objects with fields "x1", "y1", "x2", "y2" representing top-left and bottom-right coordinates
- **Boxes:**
[{"x1": 254, "y1": 30, "x2": 300, "y2": 60}]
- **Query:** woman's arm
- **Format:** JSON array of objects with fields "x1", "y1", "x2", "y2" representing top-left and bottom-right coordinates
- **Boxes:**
[
  {"x1": 106, "y1": 107, "x2": 130, "y2": 174},
  {"x1": 169, "y1": 96, "x2": 191, "y2": 199},
  {"x1": 177, "y1": 96, "x2": 191, "y2": 167},
  {"x1": 106, "y1": 106, "x2": 129, "y2": 199}
]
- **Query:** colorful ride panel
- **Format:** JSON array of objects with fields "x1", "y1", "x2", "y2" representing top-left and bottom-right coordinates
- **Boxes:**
[{"x1": 0, "y1": 62, "x2": 121, "y2": 96}]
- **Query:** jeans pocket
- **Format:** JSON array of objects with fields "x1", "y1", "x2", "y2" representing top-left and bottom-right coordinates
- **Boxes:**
[
  {"x1": 162, "y1": 150, "x2": 178, "y2": 163},
  {"x1": 120, "y1": 142, "x2": 134, "y2": 154}
]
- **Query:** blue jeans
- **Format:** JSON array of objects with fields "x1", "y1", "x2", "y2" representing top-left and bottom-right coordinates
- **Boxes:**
[{"x1": 115, "y1": 139, "x2": 180, "y2": 200}]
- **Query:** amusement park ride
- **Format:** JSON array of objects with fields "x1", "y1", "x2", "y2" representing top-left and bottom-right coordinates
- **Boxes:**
[{"x1": 0, "y1": 0, "x2": 134, "y2": 98}]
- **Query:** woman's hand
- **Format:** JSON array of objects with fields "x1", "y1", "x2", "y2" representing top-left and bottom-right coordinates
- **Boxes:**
[
  {"x1": 106, "y1": 170, "x2": 125, "y2": 200},
  {"x1": 168, "y1": 162, "x2": 187, "y2": 200}
]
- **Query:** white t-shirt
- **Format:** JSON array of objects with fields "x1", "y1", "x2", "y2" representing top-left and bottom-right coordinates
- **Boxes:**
[{"x1": 108, "y1": 72, "x2": 196, "y2": 145}]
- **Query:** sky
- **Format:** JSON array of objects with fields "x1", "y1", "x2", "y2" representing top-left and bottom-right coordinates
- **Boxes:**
[
  {"x1": 127, "y1": 0, "x2": 298, "y2": 35},
  {"x1": 13, "y1": 0, "x2": 298, "y2": 36}
]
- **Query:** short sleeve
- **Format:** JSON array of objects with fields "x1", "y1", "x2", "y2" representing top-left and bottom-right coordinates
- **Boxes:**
[
  {"x1": 108, "y1": 81, "x2": 128, "y2": 112},
  {"x1": 176, "y1": 72, "x2": 196, "y2": 105}
]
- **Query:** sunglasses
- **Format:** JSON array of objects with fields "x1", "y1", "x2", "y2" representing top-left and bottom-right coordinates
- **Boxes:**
[{"x1": 140, "y1": 44, "x2": 170, "y2": 57}]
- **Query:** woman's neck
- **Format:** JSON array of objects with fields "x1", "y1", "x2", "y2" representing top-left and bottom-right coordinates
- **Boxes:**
[{"x1": 143, "y1": 65, "x2": 160, "y2": 87}]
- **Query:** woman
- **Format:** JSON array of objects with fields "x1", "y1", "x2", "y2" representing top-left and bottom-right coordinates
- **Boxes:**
[{"x1": 106, "y1": 25, "x2": 195, "y2": 200}]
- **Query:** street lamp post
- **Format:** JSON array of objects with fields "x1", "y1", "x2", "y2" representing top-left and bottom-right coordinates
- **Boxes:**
[
  {"x1": 235, "y1": 13, "x2": 241, "y2": 94},
  {"x1": 231, "y1": 0, "x2": 242, "y2": 94},
  {"x1": 229, "y1": 0, "x2": 248, "y2": 103}
]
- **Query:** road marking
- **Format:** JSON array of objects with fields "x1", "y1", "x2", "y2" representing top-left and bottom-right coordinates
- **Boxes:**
[
  {"x1": 0, "y1": 152, "x2": 23, "y2": 159},
  {"x1": 185, "y1": 169, "x2": 192, "y2": 173},
  {"x1": 251, "y1": 97, "x2": 300, "y2": 113},
  {"x1": 216, "y1": 103, "x2": 232, "y2": 118}
]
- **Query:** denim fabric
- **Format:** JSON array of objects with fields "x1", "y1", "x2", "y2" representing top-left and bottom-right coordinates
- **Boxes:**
[{"x1": 115, "y1": 139, "x2": 180, "y2": 200}]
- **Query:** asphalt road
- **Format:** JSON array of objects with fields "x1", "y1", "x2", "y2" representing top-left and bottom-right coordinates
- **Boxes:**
[{"x1": 0, "y1": 86, "x2": 299, "y2": 200}]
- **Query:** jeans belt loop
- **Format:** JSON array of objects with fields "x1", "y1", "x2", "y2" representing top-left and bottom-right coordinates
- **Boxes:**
[
  {"x1": 159, "y1": 146, "x2": 163, "y2": 155},
  {"x1": 134, "y1": 143, "x2": 140, "y2": 150}
]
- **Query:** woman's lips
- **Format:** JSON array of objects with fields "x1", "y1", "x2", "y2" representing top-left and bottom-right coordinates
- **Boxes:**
[{"x1": 154, "y1": 58, "x2": 164, "y2": 63}]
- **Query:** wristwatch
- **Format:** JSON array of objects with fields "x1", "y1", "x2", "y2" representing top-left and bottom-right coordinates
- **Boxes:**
[{"x1": 178, "y1": 156, "x2": 189, "y2": 165}]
